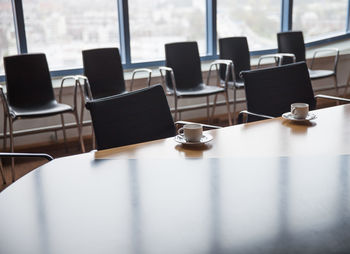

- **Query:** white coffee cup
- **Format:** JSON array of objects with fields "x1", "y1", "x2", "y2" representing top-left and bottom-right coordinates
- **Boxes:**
[
  {"x1": 291, "y1": 103, "x2": 309, "y2": 119},
  {"x1": 178, "y1": 124, "x2": 203, "y2": 142}
]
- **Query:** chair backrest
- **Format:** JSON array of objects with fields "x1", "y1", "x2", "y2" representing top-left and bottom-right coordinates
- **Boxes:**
[
  {"x1": 219, "y1": 37, "x2": 251, "y2": 82},
  {"x1": 86, "y1": 85, "x2": 176, "y2": 150},
  {"x1": 4, "y1": 53, "x2": 56, "y2": 108},
  {"x1": 165, "y1": 41, "x2": 203, "y2": 90},
  {"x1": 240, "y1": 62, "x2": 316, "y2": 122},
  {"x1": 82, "y1": 48, "x2": 126, "y2": 99},
  {"x1": 277, "y1": 31, "x2": 306, "y2": 63}
]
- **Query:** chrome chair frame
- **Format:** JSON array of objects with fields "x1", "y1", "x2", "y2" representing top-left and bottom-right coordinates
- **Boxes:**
[
  {"x1": 0, "y1": 75, "x2": 84, "y2": 181},
  {"x1": 130, "y1": 68, "x2": 152, "y2": 91},
  {"x1": 0, "y1": 76, "x2": 85, "y2": 153},
  {"x1": 159, "y1": 59, "x2": 233, "y2": 125},
  {"x1": 174, "y1": 120, "x2": 221, "y2": 130},
  {"x1": 208, "y1": 60, "x2": 235, "y2": 124},
  {"x1": 0, "y1": 77, "x2": 85, "y2": 152},
  {"x1": 257, "y1": 53, "x2": 296, "y2": 67},
  {"x1": 0, "y1": 152, "x2": 53, "y2": 184},
  {"x1": 308, "y1": 48, "x2": 340, "y2": 95}
]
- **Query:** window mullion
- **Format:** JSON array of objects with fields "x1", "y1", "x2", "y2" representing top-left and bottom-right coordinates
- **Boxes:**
[
  {"x1": 117, "y1": 0, "x2": 131, "y2": 65},
  {"x1": 346, "y1": 0, "x2": 350, "y2": 32},
  {"x1": 11, "y1": 0, "x2": 27, "y2": 53},
  {"x1": 206, "y1": 0, "x2": 216, "y2": 56},
  {"x1": 281, "y1": 0, "x2": 293, "y2": 32}
]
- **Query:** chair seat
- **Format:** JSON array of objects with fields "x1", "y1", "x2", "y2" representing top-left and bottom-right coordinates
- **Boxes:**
[
  {"x1": 166, "y1": 83, "x2": 225, "y2": 97},
  {"x1": 309, "y1": 69, "x2": 335, "y2": 80},
  {"x1": 10, "y1": 101, "x2": 73, "y2": 119}
]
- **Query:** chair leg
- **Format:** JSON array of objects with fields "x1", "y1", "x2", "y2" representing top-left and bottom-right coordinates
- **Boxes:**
[
  {"x1": 224, "y1": 90, "x2": 232, "y2": 125},
  {"x1": 334, "y1": 75, "x2": 339, "y2": 97},
  {"x1": 54, "y1": 130, "x2": 58, "y2": 142},
  {"x1": 92, "y1": 127, "x2": 96, "y2": 150},
  {"x1": 80, "y1": 98, "x2": 85, "y2": 131},
  {"x1": 3, "y1": 116, "x2": 7, "y2": 150},
  {"x1": 206, "y1": 96, "x2": 210, "y2": 123},
  {"x1": 73, "y1": 111, "x2": 85, "y2": 153},
  {"x1": 9, "y1": 118, "x2": 15, "y2": 182},
  {"x1": 344, "y1": 74, "x2": 350, "y2": 97},
  {"x1": 233, "y1": 88, "x2": 237, "y2": 125},
  {"x1": 174, "y1": 96, "x2": 178, "y2": 122},
  {"x1": 211, "y1": 94, "x2": 218, "y2": 120},
  {"x1": 60, "y1": 114, "x2": 68, "y2": 153},
  {"x1": 0, "y1": 159, "x2": 6, "y2": 185}
]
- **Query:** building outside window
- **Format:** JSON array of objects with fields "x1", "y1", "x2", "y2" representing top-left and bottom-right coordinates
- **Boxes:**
[
  {"x1": 217, "y1": 0, "x2": 281, "y2": 51},
  {"x1": 0, "y1": 0, "x2": 349, "y2": 75},
  {"x1": 22, "y1": 0, "x2": 120, "y2": 70},
  {"x1": 128, "y1": 0, "x2": 206, "y2": 63},
  {"x1": 293, "y1": 0, "x2": 347, "y2": 42},
  {"x1": 0, "y1": 0, "x2": 17, "y2": 74}
]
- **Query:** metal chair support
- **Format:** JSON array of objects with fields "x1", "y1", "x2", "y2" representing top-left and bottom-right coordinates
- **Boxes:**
[
  {"x1": 130, "y1": 68, "x2": 152, "y2": 91},
  {"x1": 207, "y1": 59, "x2": 233, "y2": 125},
  {"x1": 0, "y1": 152, "x2": 53, "y2": 184},
  {"x1": 59, "y1": 76, "x2": 86, "y2": 153},
  {"x1": 159, "y1": 66, "x2": 179, "y2": 121},
  {"x1": 257, "y1": 53, "x2": 296, "y2": 68}
]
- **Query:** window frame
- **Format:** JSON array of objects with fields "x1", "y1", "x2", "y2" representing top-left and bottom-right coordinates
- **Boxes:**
[{"x1": 1, "y1": 0, "x2": 350, "y2": 82}]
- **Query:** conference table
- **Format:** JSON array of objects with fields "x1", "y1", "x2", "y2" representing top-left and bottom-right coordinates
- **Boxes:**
[{"x1": 1, "y1": 104, "x2": 350, "y2": 254}]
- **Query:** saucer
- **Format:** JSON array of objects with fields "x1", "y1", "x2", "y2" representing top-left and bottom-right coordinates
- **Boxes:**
[
  {"x1": 282, "y1": 112, "x2": 317, "y2": 121},
  {"x1": 174, "y1": 133, "x2": 213, "y2": 145}
]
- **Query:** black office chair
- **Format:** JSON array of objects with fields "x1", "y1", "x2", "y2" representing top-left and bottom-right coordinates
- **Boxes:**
[
  {"x1": 216, "y1": 37, "x2": 295, "y2": 124},
  {"x1": 80, "y1": 48, "x2": 152, "y2": 149},
  {"x1": 239, "y1": 62, "x2": 349, "y2": 123},
  {"x1": 86, "y1": 85, "x2": 175, "y2": 150},
  {"x1": 277, "y1": 31, "x2": 339, "y2": 94},
  {"x1": 0, "y1": 152, "x2": 53, "y2": 184},
  {"x1": 81, "y1": 47, "x2": 152, "y2": 100},
  {"x1": 86, "y1": 85, "x2": 220, "y2": 150},
  {"x1": 159, "y1": 41, "x2": 232, "y2": 125},
  {"x1": 2, "y1": 54, "x2": 85, "y2": 179}
]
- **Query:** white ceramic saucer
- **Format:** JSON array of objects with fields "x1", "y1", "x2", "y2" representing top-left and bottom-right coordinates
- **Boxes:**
[
  {"x1": 174, "y1": 133, "x2": 213, "y2": 145},
  {"x1": 282, "y1": 112, "x2": 317, "y2": 121}
]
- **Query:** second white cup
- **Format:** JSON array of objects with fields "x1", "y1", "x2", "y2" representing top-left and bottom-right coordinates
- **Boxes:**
[
  {"x1": 178, "y1": 124, "x2": 203, "y2": 142},
  {"x1": 291, "y1": 103, "x2": 309, "y2": 119}
]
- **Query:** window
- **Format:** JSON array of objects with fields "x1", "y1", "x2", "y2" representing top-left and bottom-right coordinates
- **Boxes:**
[
  {"x1": 293, "y1": 0, "x2": 347, "y2": 42},
  {"x1": 128, "y1": 0, "x2": 206, "y2": 63},
  {"x1": 0, "y1": 0, "x2": 17, "y2": 74},
  {"x1": 1, "y1": 0, "x2": 350, "y2": 76},
  {"x1": 217, "y1": 0, "x2": 281, "y2": 51},
  {"x1": 22, "y1": 0, "x2": 120, "y2": 70}
]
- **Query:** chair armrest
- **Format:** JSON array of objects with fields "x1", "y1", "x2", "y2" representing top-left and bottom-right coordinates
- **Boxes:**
[
  {"x1": 310, "y1": 48, "x2": 339, "y2": 72},
  {"x1": 0, "y1": 152, "x2": 54, "y2": 161},
  {"x1": 60, "y1": 75, "x2": 88, "y2": 127},
  {"x1": 59, "y1": 75, "x2": 84, "y2": 110},
  {"x1": 238, "y1": 110, "x2": 274, "y2": 124},
  {"x1": 130, "y1": 68, "x2": 152, "y2": 91},
  {"x1": 257, "y1": 53, "x2": 296, "y2": 68},
  {"x1": 207, "y1": 59, "x2": 234, "y2": 89},
  {"x1": 159, "y1": 66, "x2": 177, "y2": 95},
  {"x1": 315, "y1": 94, "x2": 350, "y2": 103},
  {"x1": 174, "y1": 121, "x2": 221, "y2": 130},
  {"x1": 75, "y1": 75, "x2": 93, "y2": 102}
]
